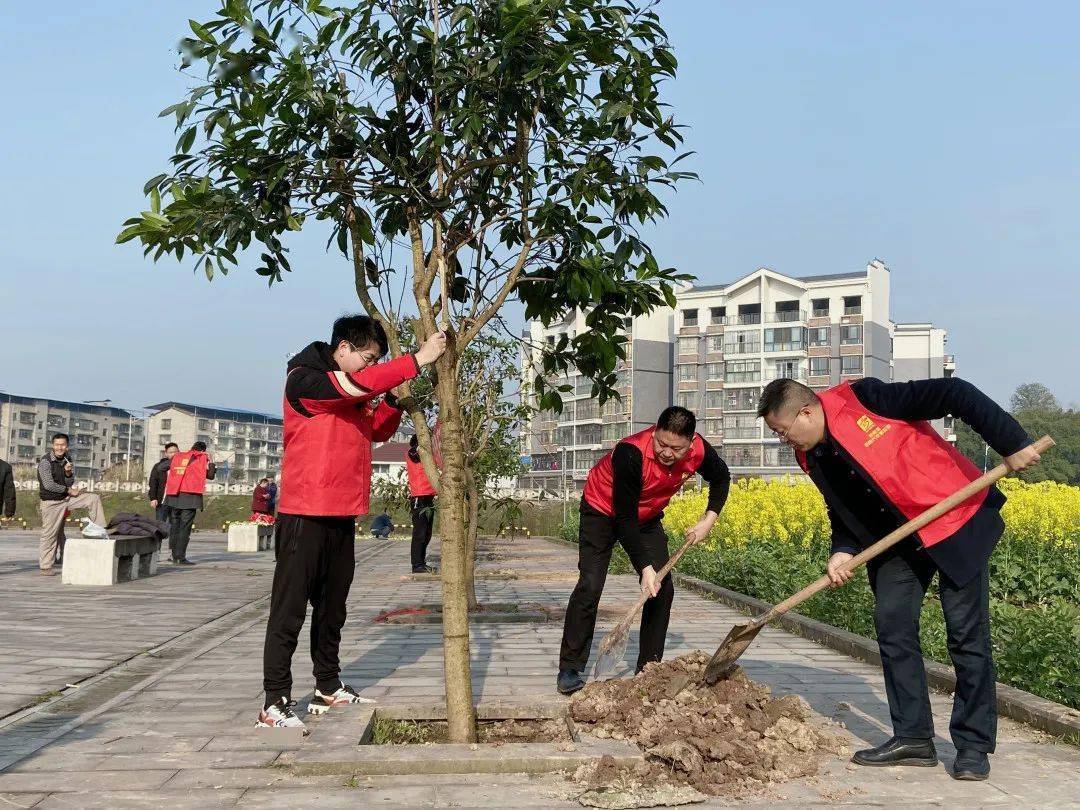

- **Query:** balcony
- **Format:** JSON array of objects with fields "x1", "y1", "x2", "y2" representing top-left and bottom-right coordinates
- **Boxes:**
[
  {"x1": 734, "y1": 313, "x2": 761, "y2": 326},
  {"x1": 765, "y1": 367, "x2": 807, "y2": 381},
  {"x1": 811, "y1": 308, "x2": 829, "y2": 318},
  {"x1": 724, "y1": 427, "x2": 759, "y2": 439},
  {"x1": 724, "y1": 372, "x2": 761, "y2": 384},
  {"x1": 723, "y1": 342, "x2": 760, "y2": 355},
  {"x1": 843, "y1": 306, "x2": 862, "y2": 315},
  {"x1": 763, "y1": 341, "x2": 805, "y2": 353},
  {"x1": 766, "y1": 310, "x2": 806, "y2": 324}
]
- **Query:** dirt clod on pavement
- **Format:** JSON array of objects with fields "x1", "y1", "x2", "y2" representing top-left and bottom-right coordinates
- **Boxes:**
[{"x1": 570, "y1": 652, "x2": 848, "y2": 799}]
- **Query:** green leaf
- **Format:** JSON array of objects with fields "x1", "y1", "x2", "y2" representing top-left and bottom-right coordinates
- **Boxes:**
[
  {"x1": 188, "y1": 20, "x2": 217, "y2": 45},
  {"x1": 150, "y1": 186, "x2": 161, "y2": 214}
]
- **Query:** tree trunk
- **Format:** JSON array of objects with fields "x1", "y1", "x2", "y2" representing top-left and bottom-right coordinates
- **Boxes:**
[
  {"x1": 434, "y1": 352, "x2": 477, "y2": 743},
  {"x1": 464, "y1": 475, "x2": 480, "y2": 612}
]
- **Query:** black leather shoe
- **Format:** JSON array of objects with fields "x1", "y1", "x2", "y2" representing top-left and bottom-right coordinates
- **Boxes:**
[
  {"x1": 952, "y1": 749, "x2": 990, "y2": 781},
  {"x1": 556, "y1": 669, "x2": 586, "y2": 695},
  {"x1": 178, "y1": 559, "x2": 196, "y2": 566},
  {"x1": 852, "y1": 736, "x2": 938, "y2": 767}
]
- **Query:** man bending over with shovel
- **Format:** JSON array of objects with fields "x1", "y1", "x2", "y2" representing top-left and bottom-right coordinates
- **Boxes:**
[
  {"x1": 757, "y1": 377, "x2": 1039, "y2": 781},
  {"x1": 557, "y1": 406, "x2": 730, "y2": 695}
]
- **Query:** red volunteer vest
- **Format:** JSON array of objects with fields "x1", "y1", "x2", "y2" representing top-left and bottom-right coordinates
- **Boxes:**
[
  {"x1": 164, "y1": 451, "x2": 210, "y2": 497},
  {"x1": 406, "y1": 454, "x2": 437, "y2": 497},
  {"x1": 278, "y1": 355, "x2": 416, "y2": 517},
  {"x1": 796, "y1": 381, "x2": 987, "y2": 548},
  {"x1": 583, "y1": 427, "x2": 705, "y2": 522}
]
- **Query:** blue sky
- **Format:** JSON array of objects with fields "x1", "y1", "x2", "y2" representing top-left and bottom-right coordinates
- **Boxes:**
[{"x1": 2, "y1": 1, "x2": 1077, "y2": 414}]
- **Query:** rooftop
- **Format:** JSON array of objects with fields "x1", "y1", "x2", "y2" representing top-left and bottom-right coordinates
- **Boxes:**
[{"x1": 145, "y1": 402, "x2": 282, "y2": 424}]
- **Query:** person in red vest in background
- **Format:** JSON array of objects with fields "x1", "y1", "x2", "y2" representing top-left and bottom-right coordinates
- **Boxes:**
[
  {"x1": 757, "y1": 377, "x2": 1039, "y2": 781},
  {"x1": 163, "y1": 440, "x2": 217, "y2": 566},
  {"x1": 557, "y1": 406, "x2": 730, "y2": 696},
  {"x1": 406, "y1": 425, "x2": 442, "y2": 574},
  {"x1": 251, "y1": 477, "x2": 274, "y2": 524},
  {"x1": 257, "y1": 314, "x2": 447, "y2": 734}
]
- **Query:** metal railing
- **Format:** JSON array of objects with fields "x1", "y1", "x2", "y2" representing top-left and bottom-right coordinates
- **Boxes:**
[
  {"x1": 811, "y1": 308, "x2": 829, "y2": 318},
  {"x1": 766, "y1": 309, "x2": 806, "y2": 323},
  {"x1": 724, "y1": 371, "x2": 761, "y2": 383},
  {"x1": 844, "y1": 306, "x2": 862, "y2": 315},
  {"x1": 765, "y1": 367, "x2": 807, "y2": 381},
  {"x1": 764, "y1": 341, "x2": 806, "y2": 353},
  {"x1": 723, "y1": 427, "x2": 759, "y2": 439},
  {"x1": 735, "y1": 313, "x2": 762, "y2": 325}
]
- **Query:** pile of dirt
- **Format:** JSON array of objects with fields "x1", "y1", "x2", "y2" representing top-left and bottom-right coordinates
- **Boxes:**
[{"x1": 569, "y1": 651, "x2": 847, "y2": 799}]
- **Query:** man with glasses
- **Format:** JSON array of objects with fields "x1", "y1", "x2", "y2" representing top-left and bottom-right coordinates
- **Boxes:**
[
  {"x1": 257, "y1": 314, "x2": 447, "y2": 733},
  {"x1": 557, "y1": 406, "x2": 730, "y2": 695},
  {"x1": 757, "y1": 377, "x2": 1039, "y2": 781}
]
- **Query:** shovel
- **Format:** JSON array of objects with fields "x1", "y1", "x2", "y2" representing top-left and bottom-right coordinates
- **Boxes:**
[
  {"x1": 592, "y1": 529, "x2": 702, "y2": 680},
  {"x1": 703, "y1": 434, "x2": 1055, "y2": 685}
]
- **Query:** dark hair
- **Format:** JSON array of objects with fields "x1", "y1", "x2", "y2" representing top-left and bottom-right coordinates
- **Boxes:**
[
  {"x1": 191, "y1": 441, "x2": 208, "y2": 452},
  {"x1": 51, "y1": 433, "x2": 70, "y2": 443},
  {"x1": 757, "y1": 379, "x2": 817, "y2": 418},
  {"x1": 656, "y1": 406, "x2": 696, "y2": 438},
  {"x1": 164, "y1": 442, "x2": 179, "y2": 451},
  {"x1": 331, "y1": 314, "x2": 388, "y2": 357}
]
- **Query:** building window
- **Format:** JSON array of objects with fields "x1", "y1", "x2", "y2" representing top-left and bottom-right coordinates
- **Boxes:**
[
  {"x1": 723, "y1": 415, "x2": 758, "y2": 439},
  {"x1": 709, "y1": 306, "x2": 726, "y2": 325},
  {"x1": 808, "y1": 326, "x2": 830, "y2": 347},
  {"x1": 682, "y1": 309, "x2": 699, "y2": 328},
  {"x1": 763, "y1": 327, "x2": 805, "y2": 353},
  {"x1": 576, "y1": 399, "x2": 599, "y2": 420},
  {"x1": 810, "y1": 357, "x2": 830, "y2": 377},
  {"x1": 725, "y1": 387, "x2": 759, "y2": 410},
  {"x1": 705, "y1": 391, "x2": 723, "y2": 410},
  {"x1": 675, "y1": 392, "x2": 699, "y2": 411},
  {"x1": 576, "y1": 424, "x2": 601, "y2": 445},
  {"x1": 707, "y1": 335, "x2": 724, "y2": 353},
  {"x1": 724, "y1": 360, "x2": 761, "y2": 383},
  {"x1": 704, "y1": 418, "x2": 722, "y2": 437},
  {"x1": 159, "y1": 434, "x2": 172, "y2": 445},
  {"x1": 843, "y1": 295, "x2": 862, "y2": 315},
  {"x1": 556, "y1": 426, "x2": 574, "y2": 445},
  {"x1": 705, "y1": 363, "x2": 723, "y2": 380},
  {"x1": 678, "y1": 364, "x2": 698, "y2": 382},
  {"x1": 160, "y1": 419, "x2": 172, "y2": 430},
  {"x1": 842, "y1": 355, "x2": 863, "y2": 375},
  {"x1": 840, "y1": 324, "x2": 863, "y2": 345},
  {"x1": 811, "y1": 298, "x2": 829, "y2": 317},
  {"x1": 724, "y1": 331, "x2": 760, "y2": 354},
  {"x1": 678, "y1": 336, "x2": 698, "y2": 355},
  {"x1": 602, "y1": 422, "x2": 629, "y2": 442}
]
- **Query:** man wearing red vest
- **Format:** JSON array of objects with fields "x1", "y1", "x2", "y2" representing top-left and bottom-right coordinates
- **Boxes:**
[
  {"x1": 257, "y1": 314, "x2": 446, "y2": 734},
  {"x1": 406, "y1": 430, "x2": 441, "y2": 573},
  {"x1": 557, "y1": 406, "x2": 730, "y2": 695},
  {"x1": 758, "y1": 377, "x2": 1039, "y2": 781},
  {"x1": 163, "y1": 441, "x2": 217, "y2": 565}
]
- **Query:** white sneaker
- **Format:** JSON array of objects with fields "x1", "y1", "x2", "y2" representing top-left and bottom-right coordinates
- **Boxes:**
[
  {"x1": 81, "y1": 520, "x2": 109, "y2": 539},
  {"x1": 307, "y1": 682, "x2": 375, "y2": 715},
  {"x1": 256, "y1": 698, "x2": 309, "y2": 734}
]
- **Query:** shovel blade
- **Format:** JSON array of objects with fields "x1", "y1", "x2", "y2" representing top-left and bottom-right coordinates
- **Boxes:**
[
  {"x1": 703, "y1": 620, "x2": 762, "y2": 684},
  {"x1": 592, "y1": 618, "x2": 633, "y2": 680}
]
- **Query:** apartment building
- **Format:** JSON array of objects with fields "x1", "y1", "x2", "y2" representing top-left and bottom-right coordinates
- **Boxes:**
[
  {"x1": 518, "y1": 308, "x2": 673, "y2": 494},
  {"x1": 143, "y1": 402, "x2": 282, "y2": 485},
  {"x1": 673, "y1": 260, "x2": 893, "y2": 478},
  {"x1": 892, "y1": 322, "x2": 957, "y2": 442},
  {"x1": 0, "y1": 392, "x2": 144, "y2": 481}
]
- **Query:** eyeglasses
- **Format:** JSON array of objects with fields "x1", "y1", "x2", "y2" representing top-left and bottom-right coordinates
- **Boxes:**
[
  {"x1": 346, "y1": 342, "x2": 380, "y2": 365},
  {"x1": 770, "y1": 410, "x2": 803, "y2": 444}
]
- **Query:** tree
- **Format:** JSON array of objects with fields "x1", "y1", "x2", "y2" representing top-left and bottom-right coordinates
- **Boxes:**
[
  {"x1": 119, "y1": 0, "x2": 693, "y2": 742},
  {"x1": 1010, "y1": 382, "x2": 1060, "y2": 414}
]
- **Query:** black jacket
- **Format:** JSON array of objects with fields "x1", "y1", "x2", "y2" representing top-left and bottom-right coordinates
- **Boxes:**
[
  {"x1": 0, "y1": 459, "x2": 15, "y2": 518},
  {"x1": 147, "y1": 458, "x2": 171, "y2": 503},
  {"x1": 807, "y1": 377, "x2": 1031, "y2": 586}
]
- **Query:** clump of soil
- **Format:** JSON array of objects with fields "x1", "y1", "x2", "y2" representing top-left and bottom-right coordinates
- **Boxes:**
[
  {"x1": 569, "y1": 651, "x2": 847, "y2": 798},
  {"x1": 373, "y1": 717, "x2": 571, "y2": 745}
]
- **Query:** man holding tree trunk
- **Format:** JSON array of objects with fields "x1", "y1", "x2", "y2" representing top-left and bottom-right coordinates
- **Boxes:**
[
  {"x1": 557, "y1": 406, "x2": 730, "y2": 695},
  {"x1": 757, "y1": 376, "x2": 1040, "y2": 781},
  {"x1": 257, "y1": 314, "x2": 446, "y2": 733}
]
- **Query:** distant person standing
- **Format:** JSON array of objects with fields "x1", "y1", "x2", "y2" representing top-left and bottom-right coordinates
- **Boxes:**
[
  {"x1": 266, "y1": 475, "x2": 278, "y2": 514},
  {"x1": 0, "y1": 457, "x2": 15, "y2": 522},
  {"x1": 406, "y1": 432, "x2": 441, "y2": 573},
  {"x1": 148, "y1": 442, "x2": 179, "y2": 525},
  {"x1": 163, "y1": 441, "x2": 217, "y2": 565},
  {"x1": 252, "y1": 477, "x2": 273, "y2": 518},
  {"x1": 37, "y1": 434, "x2": 109, "y2": 575}
]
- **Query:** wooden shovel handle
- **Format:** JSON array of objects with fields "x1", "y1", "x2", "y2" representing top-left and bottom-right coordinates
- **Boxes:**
[
  {"x1": 626, "y1": 531, "x2": 698, "y2": 616},
  {"x1": 755, "y1": 435, "x2": 1055, "y2": 627}
]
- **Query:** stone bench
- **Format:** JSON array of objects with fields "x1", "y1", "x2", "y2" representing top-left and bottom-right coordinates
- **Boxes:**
[
  {"x1": 228, "y1": 522, "x2": 274, "y2": 552},
  {"x1": 62, "y1": 535, "x2": 162, "y2": 586}
]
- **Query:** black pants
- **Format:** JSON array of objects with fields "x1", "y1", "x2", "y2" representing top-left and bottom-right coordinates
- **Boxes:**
[
  {"x1": 155, "y1": 503, "x2": 172, "y2": 527},
  {"x1": 169, "y1": 508, "x2": 196, "y2": 561},
  {"x1": 411, "y1": 495, "x2": 436, "y2": 571},
  {"x1": 560, "y1": 502, "x2": 673, "y2": 673},
  {"x1": 263, "y1": 513, "x2": 356, "y2": 705},
  {"x1": 869, "y1": 541, "x2": 996, "y2": 752}
]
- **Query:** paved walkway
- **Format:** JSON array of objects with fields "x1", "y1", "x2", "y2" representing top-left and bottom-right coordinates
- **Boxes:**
[{"x1": 0, "y1": 530, "x2": 1076, "y2": 807}]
